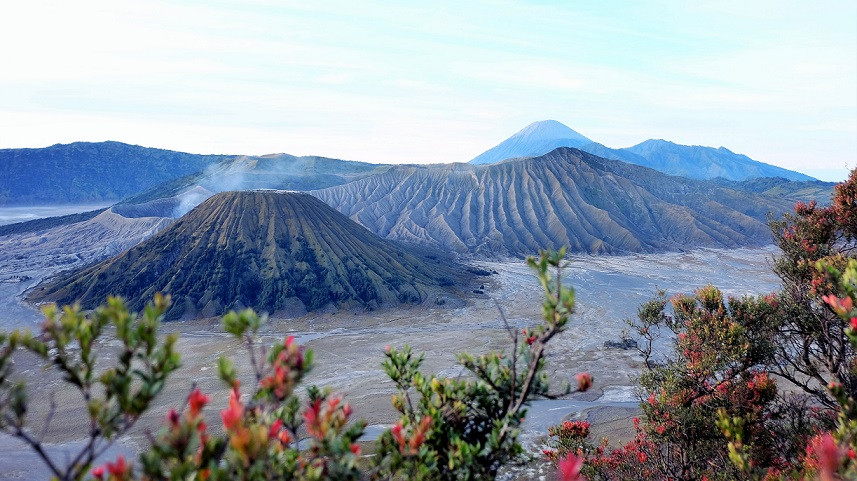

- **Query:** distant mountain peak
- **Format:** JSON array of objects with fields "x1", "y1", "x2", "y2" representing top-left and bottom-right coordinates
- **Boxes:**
[
  {"x1": 518, "y1": 120, "x2": 589, "y2": 140},
  {"x1": 469, "y1": 120, "x2": 593, "y2": 165},
  {"x1": 639, "y1": 139, "x2": 673, "y2": 146}
]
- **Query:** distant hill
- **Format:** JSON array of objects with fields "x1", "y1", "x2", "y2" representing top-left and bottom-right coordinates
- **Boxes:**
[
  {"x1": 468, "y1": 120, "x2": 815, "y2": 182},
  {"x1": 315, "y1": 148, "x2": 796, "y2": 256},
  {"x1": 712, "y1": 177, "x2": 835, "y2": 203},
  {"x1": 122, "y1": 154, "x2": 391, "y2": 215},
  {"x1": 624, "y1": 139, "x2": 814, "y2": 181},
  {"x1": 2, "y1": 134, "x2": 816, "y2": 208},
  {"x1": 0, "y1": 141, "x2": 230, "y2": 206},
  {"x1": 30, "y1": 191, "x2": 461, "y2": 319},
  {"x1": 1, "y1": 209, "x2": 173, "y2": 281},
  {"x1": 0, "y1": 141, "x2": 391, "y2": 208}
]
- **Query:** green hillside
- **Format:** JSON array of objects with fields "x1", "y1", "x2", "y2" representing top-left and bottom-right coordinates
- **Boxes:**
[{"x1": 0, "y1": 141, "x2": 229, "y2": 205}]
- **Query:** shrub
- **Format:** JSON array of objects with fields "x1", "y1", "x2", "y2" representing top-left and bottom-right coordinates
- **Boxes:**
[
  {"x1": 0, "y1": 294, "x2": 180, "y2": 481},
  {"x1": 372, "y1": 248, "x2": 589, "y2": 480},
  {"x1": 139, "y1": 308, "x2": 365, "y2": 481},
  {"x1": 544, "y1": 170, "x2": 857, "y2": 480},
  {"x1": 768, "y1": 169, "x2": 857, "y2": 407}
]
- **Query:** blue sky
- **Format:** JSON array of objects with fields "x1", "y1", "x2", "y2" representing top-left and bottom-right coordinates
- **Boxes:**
[{"x1": 0, "y1": 1, "x2": 855, "y2": 181}]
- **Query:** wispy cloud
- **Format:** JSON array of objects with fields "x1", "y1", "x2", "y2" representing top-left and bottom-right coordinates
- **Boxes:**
[{"x1": 0, "y1": 0, "x2": 854, "y2": 180}]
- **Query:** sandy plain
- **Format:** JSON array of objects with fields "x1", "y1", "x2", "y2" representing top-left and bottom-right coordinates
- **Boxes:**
[{"x1": 0, "y1": 242, "x2": 780, "y2": 479}]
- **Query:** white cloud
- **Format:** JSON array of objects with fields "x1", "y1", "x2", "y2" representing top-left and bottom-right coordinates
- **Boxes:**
[{"x1": 0, "y1": 0, "x2": 853, "y2": 181}]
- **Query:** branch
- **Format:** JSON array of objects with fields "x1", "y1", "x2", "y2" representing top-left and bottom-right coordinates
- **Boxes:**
[
  {"x1": 4, "y1": 417, "x2": 64, "y2": 480},
  {"x1": 245, "y1": 334, "x2": 263, "y2": 384},
  {"x1": 494, "y1": 299, "x2": 518, "y2": 415},
  {"x1": 37, "y1": 393, "x2": 56, "y2": 444}
]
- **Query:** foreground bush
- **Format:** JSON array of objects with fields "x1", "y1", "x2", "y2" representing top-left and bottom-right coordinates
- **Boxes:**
[
  {"x1": 374, "y1": 249, "x2": 587, "y2": 480},
  {"x1": 543, "y1": 171, "x2": 857, "y2": 480},
  {"x1": 0, "y1": 294, "x2": 180, "y2": 481},
  {"x1": 0, "y1": 249, "x2": 587, "y2": 480},
  {"x1": 769, "y1": 169, "x2": 857, "y2": 409}
]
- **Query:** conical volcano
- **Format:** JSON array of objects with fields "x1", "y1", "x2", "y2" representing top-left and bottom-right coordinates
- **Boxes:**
[
  {"x1": 31, "y1": 191, "x2": 459, "y2": 319},
  {"x1": 469, "y1": 120, "x2": 593, "y2": 165}
]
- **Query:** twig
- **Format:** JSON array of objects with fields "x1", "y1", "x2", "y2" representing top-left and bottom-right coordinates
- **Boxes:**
[
  {"x1": 37, "y1": 392, "x2": 57, "y2": 444},
  {"x1": 11, "y1": 423, "x2": 64, "y2": 480},
  {"x1": 245, "y1": 334, "x2": 263, "y2": 383},
  {"x1": 494, "y1": 299, "x2": 519, "y2": 415}
]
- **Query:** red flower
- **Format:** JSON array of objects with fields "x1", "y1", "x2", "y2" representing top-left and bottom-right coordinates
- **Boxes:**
[
  {"x1": 188, "y1": 388, "x2": 209, "y2": 417},
  {"x1": 304, "y1": 399, "x2": 324, "y2": 438},
  {"x1": 107, "y1": 455, "x2": 128, "y2": 476},
  {"x1": 268, "y1": 419, "x2": 284, "y2": 440},
  {"x1": 409, "y1": 416, "x2": 432, "y2": 452},
  {"x1": 823, "y1": 294, "x2": 853, "y2": 315},
  {"x1": 850, "y1": 317, "x2": 857, "y2": 331},
  {"x1": 811, "y1": 433, "x2": 843, "y2": 481},
  {"x1": 391, "y1": 421, "x2": 405, "y2": 450},
  {"x1": 220, "y1": 387, "x2": 244, "y2": 431},
  {"x1": 557, "y1": 453, "x2": 584, "y2": 481},
  {"x1": 520, "y1": 328, "x2": 537, "y2": 345},
  {"x1": 350, "y1": 443, "x2": 361, "y2": 455},
  {"x1": 576, "y1": 373, "x2": 593, "y2": 392},
  {"x1": 167, "y1": 408, "x2": 180, "y2": 427},
  {"x1": 91, "y1": 466, "x2": 105, "y2": 480}
]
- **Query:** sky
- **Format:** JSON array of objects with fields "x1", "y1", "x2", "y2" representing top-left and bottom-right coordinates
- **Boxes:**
[{"x1": 0, "y1": 1, "x2": 855, "y2": 181}]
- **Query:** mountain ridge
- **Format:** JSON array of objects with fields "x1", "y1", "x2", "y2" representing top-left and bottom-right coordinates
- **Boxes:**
[
  {"x1": 315, "y1": 147, "x2": 796, "y2": 256},
  {"x1": 468, "y1": 120, "x2": 814, "y2": 182},
  {"x1": 0, "y1": 141, "x2": 390, "y2": 207},
  {"x1": 0, "y1": 141, "x2": 232, "y2": 206},
  {"x1": 1, "y1": 133, "x2": 818, "y2": 209}
]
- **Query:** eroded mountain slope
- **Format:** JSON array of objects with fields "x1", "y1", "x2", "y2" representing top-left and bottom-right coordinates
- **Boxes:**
[{"x1": 314, "y1": 148, "x2": 795, "y2": 256}]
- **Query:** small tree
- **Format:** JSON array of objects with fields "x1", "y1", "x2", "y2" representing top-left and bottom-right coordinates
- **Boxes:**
[
  {"x1": 0, "y1": 294, "x2": 180, "y2": 481},
  {"x1": 717, "y1": 258, "x2": 857, "y2": 481},
  {"x1": 372, "y1": 248, "x2": 592, "y2": 480},
  {"x1": 552, "y1": 171, "x2": 857, "y2": 480},
  {"x1": 581, "y1": 287, "x2": 784, "y2": 480},
  {"x1": 135, "y1": 309, "x2": 365, "y2": 481},
  {"x1": 768, "y1": 170, "x2": 857, "y2": 407}
]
